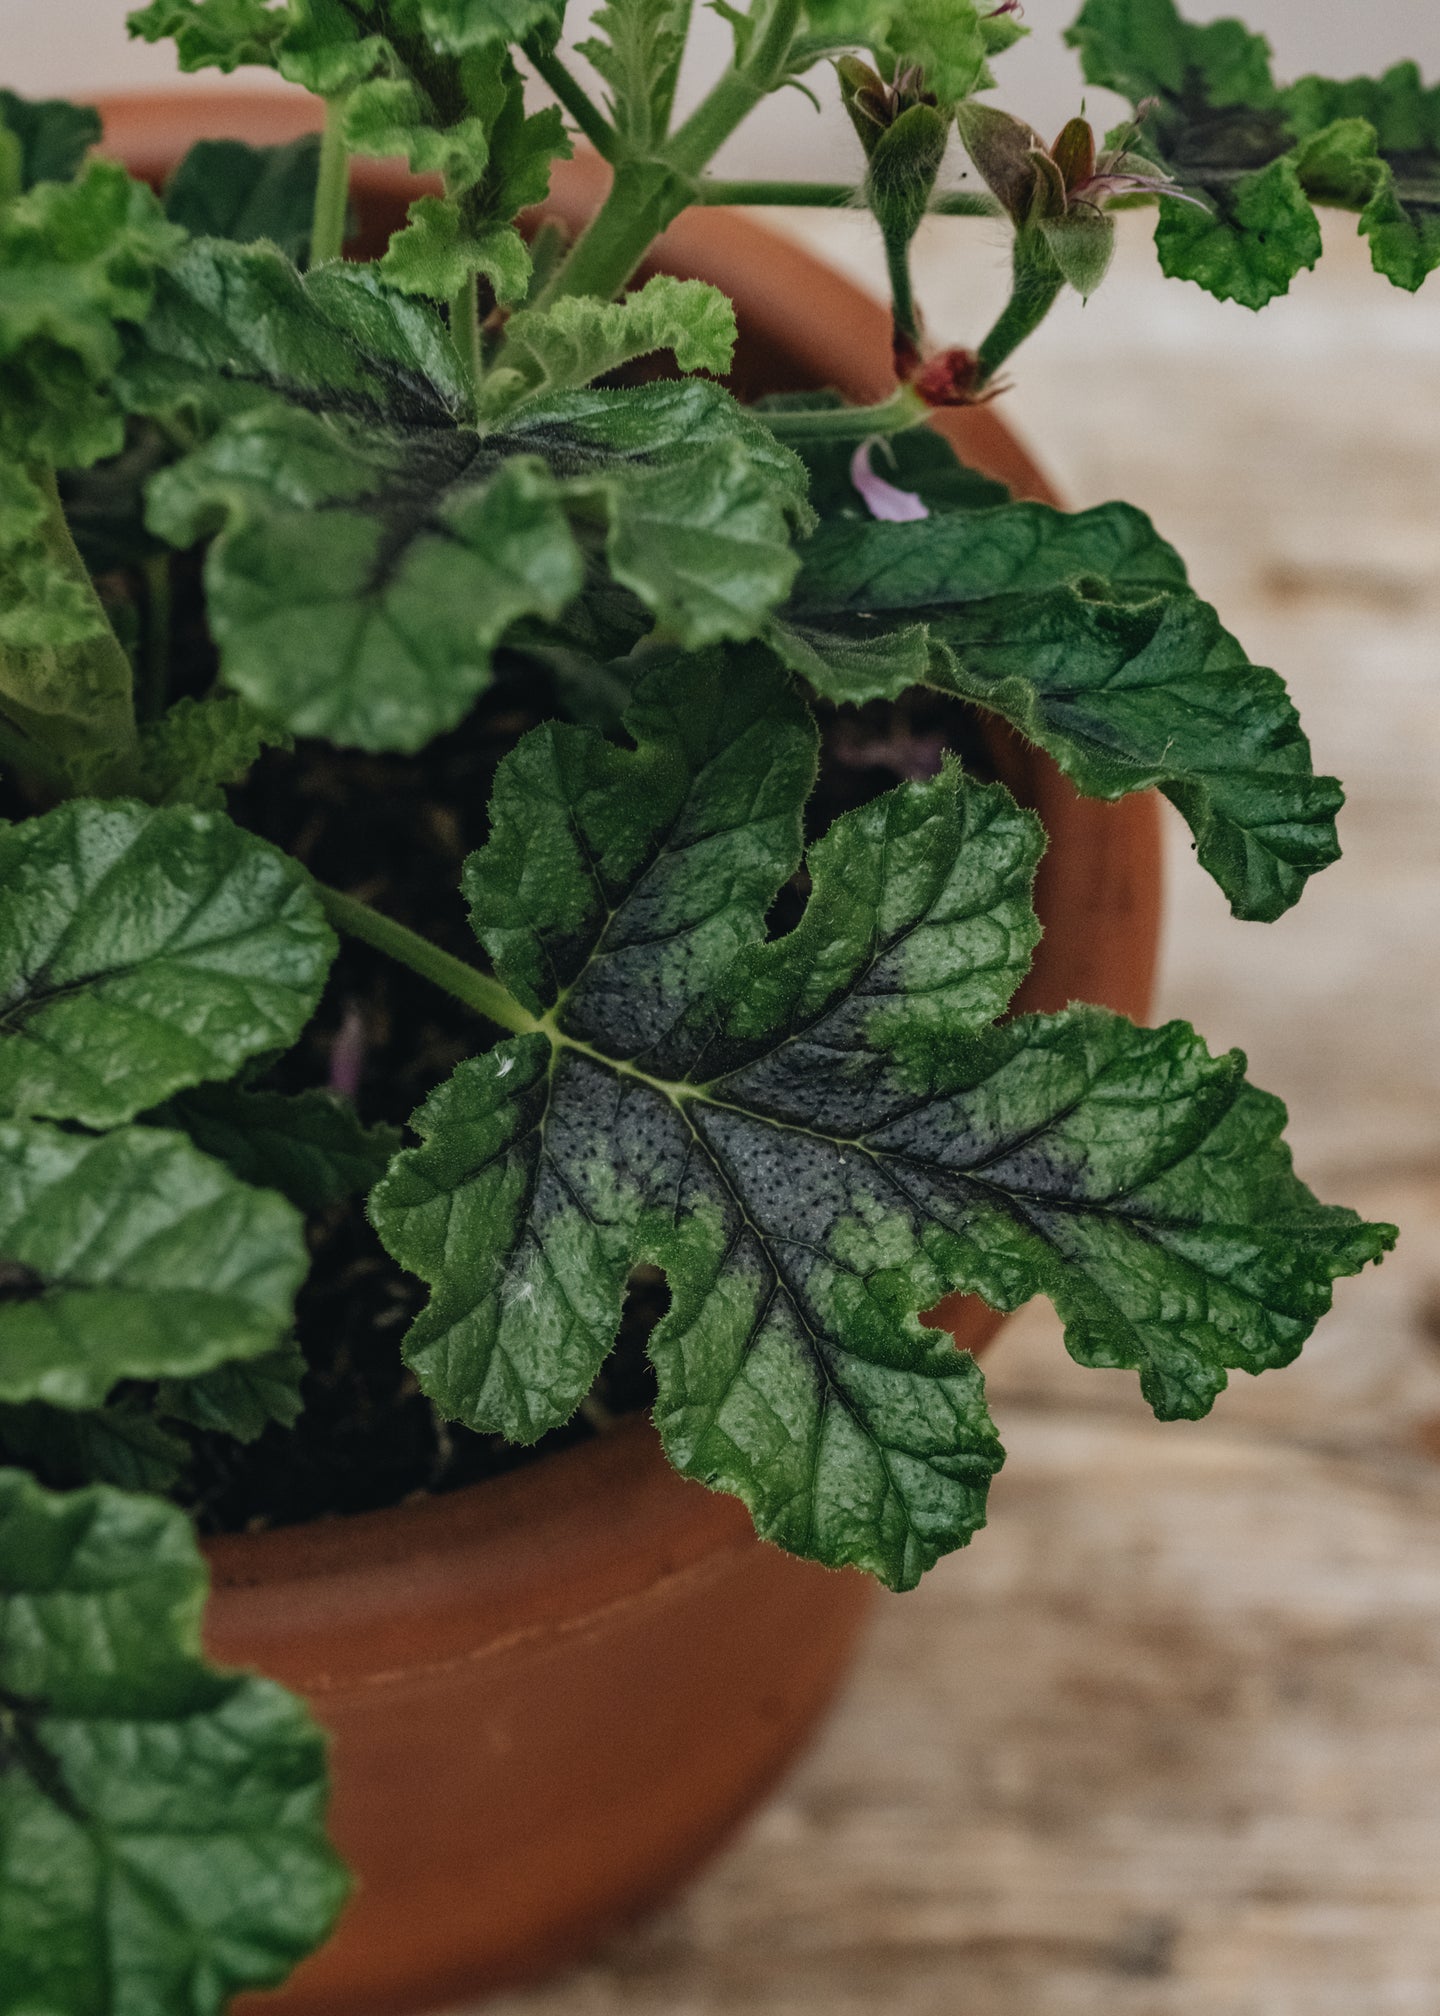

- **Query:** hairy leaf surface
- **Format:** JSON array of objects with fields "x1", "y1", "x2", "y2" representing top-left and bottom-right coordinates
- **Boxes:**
[
  {"x1": 0, "y1": 1468, "x2": 346, "y2": 2012},
  {"x1": 0, "y1": 1119, "x2": 307, "y2": 1409},
  {"x1": 371, "y1": 654, "x2": 1392, "y2": 1587},
  {"x1": 490, "y1": 275, "x2": 737, "y2": 412},
  {"x1": 0, "y1": 800, "x2": 334, "y2": 1128},
  {"x1": 127, "y1": 0, "x2": 288, "y2": 72},
  {"x1": 124, "y1": 242, "x2": 809, "y2": 748},
  {"x1": 778, "y1": 498, "x2": 1341, "y2": 920}
]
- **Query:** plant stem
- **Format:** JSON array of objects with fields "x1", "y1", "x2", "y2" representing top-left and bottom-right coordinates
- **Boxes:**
[
  {"x1": 316, "y1": 884, "x2": 543, "y2": 1037},
  {"x1": 526, "y1": 43, "x2": 616, "y2": 161},
  {"x1": 531, "y1": 0, "x2": 805, "y2": 311},
  {"x1": 309, "y1": 96, "x2": 351, "y2": 266},
  {"x1": 449, "y1": 276, "x2": 484, "y2": 401},
  {"x1": 694, "y1": 182, "x2": 999, "y2": 215},
  {"x1": 760, "y1": 382, "x2": 927, "y2": 440},
  {"x1": 976, "y1": 237, "x2": 1065, "y2": 386},
  {"x1": 883, "y1": 227, "x2": 922, "y2": 352}
]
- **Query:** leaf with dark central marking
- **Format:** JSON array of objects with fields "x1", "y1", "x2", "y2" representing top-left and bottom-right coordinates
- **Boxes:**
[{"x1": 370, "y1": 651, "x2": 1394, "y2": 1589}]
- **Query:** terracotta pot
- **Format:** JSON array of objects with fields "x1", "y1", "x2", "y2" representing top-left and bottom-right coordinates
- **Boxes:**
[{"x1": 94, "y1": 96, "x2": 1163, "y2": 2016}]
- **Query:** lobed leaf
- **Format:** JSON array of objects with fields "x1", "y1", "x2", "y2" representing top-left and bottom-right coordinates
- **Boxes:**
[
  {"x1": 127, "y1": 0, "x2": 288, "y2": 72},
  {"x1": 777, "y1": 497, "x2": 1341, "y2": 920},
  {"x1": 0, "y1": 1399, "x2": 190, "y2": 1493},
  {"x1": 371, "y1": 653, "x2": 1392, "y2": 1587},
  {"x1": 156, "y1": 1338, "x2": 308, "y2": 1442},
  {"x1": 0, "y1": 1118, "x2": 307, "y2": 1410},
  {"x1": 575, "y1": 0, "x2": 691, "y2": 148},
  {"x1": 0, "y1": 1468, "x2": 347, "y2": 2012},
  {"x1": 124, "y1": 241, "x2": 809, "y2": 749},
  {"x1": 0, "y1": 799, "x2": 334, "y2": 1128},
  {"x1": 492, "y1": 275, "x2": 737, "y2": 411}
]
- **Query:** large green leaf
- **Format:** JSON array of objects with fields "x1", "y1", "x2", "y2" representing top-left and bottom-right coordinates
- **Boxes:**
[
  {"x1": 797, "y1": 0, "x2": 990, "y2": 103},
  {"x1": 0, "y1": 799, "x2": 334, "y2": 1128},
  {"x1": 777, "y1": 497, "x2": 1340, "y2": 921},
  {"x1": 0, "y1": 90, "x2": 101, "y2": 192},
  {"x1": 1285, "y1": 67, "x2": 1440, "y2": 291},
  {"x1": 0, "y1": 1118, "x2": 306, "y2": 1409},
  {"x1": 370, "y1": 653, "x2": 1392, "y2": 1589},
  {"x1": 0, "y1": 1468, "x2": 347, "y2": 2013},
  {"x1": 124, "y1": 241, "x2": 809, "y2": 750}
]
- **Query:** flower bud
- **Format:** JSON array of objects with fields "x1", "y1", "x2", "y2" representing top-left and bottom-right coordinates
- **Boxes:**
[
  {"x1": 867, "y1": 102, "x2": 951, "y2": 248},
  {"x1": 1038, "y1": 205, "x2": 1115, "y2": 296}
]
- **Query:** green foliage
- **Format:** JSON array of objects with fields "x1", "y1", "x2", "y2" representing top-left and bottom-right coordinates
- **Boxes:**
[
  {"x1": 127, "y1": 0, "x2": 288, "y2": 72},
  {"x1": 0, "y1": 1468, "x2": 347, "y2": 2010},
  {"x1": 1066, "y1": 0, "x2": 1440, "y2": 299},
  {"x1": 575, "y1": 0, "x2": 691, "y2": 148},
  {"x1": 490, "y1": 275, "x2": 737, "y2": 411},
  {"x1": 0, "y1": 1397, "x2": 191, "y2": 1492},
  {"x1": 156, "y1": 1338, "x2": 308, "y2": 1441},
  {"x1": 0, "y1": 90, "x2": 100, "y2": 193},
  {"x1": 0, "y1": 1117, "x2": 307, "y2": 1408},
  {"x1": 779, "y1": 493, "x2": 1339, "y2": 921},
  {"x1": 799, "y1": 0, "x2": 991, "y2": 105},
  {"x1": 155, "y1": 1082, "x2": 402, "y2": 1210},
  {"x1": 122, "y1": 239, "x2": 807, "y2": 749},
  {"x1": 371, "y1": 654, "x2": 1392, "y2": 1587},
  {"x1": 162, "y1": 134, "x2": 322, "y2": 259},
  {"x1": 0, "y1": 799, "x2": 334, "y2": 1127}
]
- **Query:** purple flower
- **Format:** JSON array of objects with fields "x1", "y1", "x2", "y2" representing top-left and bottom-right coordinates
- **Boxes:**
[{"x1": 850, "y1": 438, "x2": 929, "y2": 522}]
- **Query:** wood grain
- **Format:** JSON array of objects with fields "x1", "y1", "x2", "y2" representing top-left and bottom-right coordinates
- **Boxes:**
[{"x1": 451, "y1": 214, "x2": 1440, "y2": 2016}]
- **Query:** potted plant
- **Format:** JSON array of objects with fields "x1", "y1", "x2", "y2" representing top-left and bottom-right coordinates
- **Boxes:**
[{"x1": 0, "y1": 0, "x2": 1418, "y2": 2008}]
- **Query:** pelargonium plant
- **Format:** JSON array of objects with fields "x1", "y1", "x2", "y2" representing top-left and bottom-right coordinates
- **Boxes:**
[{"x1": 0, "y1": 0, "x2": 1423, "y2": 2002}]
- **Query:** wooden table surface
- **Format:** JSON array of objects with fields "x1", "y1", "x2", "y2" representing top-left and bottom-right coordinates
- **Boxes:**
[{"x1": 457, "y1": 212, "x2": 1440, "y2": 2016}]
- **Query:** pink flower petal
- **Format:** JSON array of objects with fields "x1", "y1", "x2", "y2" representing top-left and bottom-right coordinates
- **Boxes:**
[{"x1": 850, "y1": 439, "x2": 929, "y2": 523}]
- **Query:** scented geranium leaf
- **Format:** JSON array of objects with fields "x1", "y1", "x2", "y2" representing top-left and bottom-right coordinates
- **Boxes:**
[
  {"x1": 0, "y1": 90, "x2": 100, "y2": 192},
  {"x1": 492, "y1": 277, "x2": 737, "y2": 412},
  {"x1": 118, "y1": 240, "x2": 473, "y2": 434},
  {"x1": 0, "y1": 800, "x2": 334, "y2": 1128},
  {"x1": 380, "y1": 193, "x2": 532, "y2": 303},
  {"x1": 419, "y1": 0, "x2": 565, "y2": 54},
  {"x1": 1066, "y1": 0, "x2": 1276, "y2": 110},
  {"x1": 157, "y1": 1338, "x2": 307, "y2": 1441},
  {"x1": 0, "y1": 1399, "x2": 189, "y2": 1493},
  {"x1": 127, "y1": 0, "x2": 288, "y2": 72},
  {"x1": 62, "y1": 694, "x2": 286, "y2": 807},
  {"x1": 149, "y1": 414, "x2": 584, "y2": 747},
  {"x1": 154, "y1": 1082, "x2": 401, "y2": 1211},
  {"x1": 162, "y1": 134, "x2": 322, "y2": 259},
  {"x1": 1286, "y1": 68, "x2": 1440, "y2": 291},
  {"x1": 0, "y1": 1118, "x2": 307, "y2": 1409},
  {"x1": 797, "y1": 0, "x2": 988, "y2": 102},
  {"x1": 1154, "y1": 153, "x2": 1320, "y2": 308},
  {"x1": 0, "y1": 158, "x2": 183, "y2": 470},
  {"x1": 275, "y1": 0, "x2": 390, "y2": 95},
  {"x1": 779, "y1": 502, "x2": 1342, "y2": 919},
  {"x1": 0, "y1": 1469, "x2": 347, "y2": 2012},
  {"x1": 127, "y1": 246, "x2": 807, "y2": 744},
  {"x1": 371, "y1": 652, "x2": 1391, "y2": 1586},
  {"x1": 343, "y1": 78, "x2": 493, "y2": 191},
  {"x1": 575, "y1": 0, "x2": 690, "y2": 147}
]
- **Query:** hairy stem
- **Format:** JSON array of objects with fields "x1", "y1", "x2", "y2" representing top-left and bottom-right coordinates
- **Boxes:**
[
  {"x1": 695, "y1": 181, "x2": 1000, "y2": 216},
  {"x1": 976, "y1": 235, "x2": 1065, "y2": 386},
  {"x1": 761, "y1": 382, "x2": 927, "y2": 440},
  {"x1": 316, "y1": 885, "x2": 542, "y2": 1037},
  {"x1": 883, "y1": 226, "x2": 923, "y2": 351},
  {"x1": 309, "y1": 96, "x2": 351, "y2": 266},
  {"x1": 532, "y1": 0, "x2": 805, "y2": 310},
  {"x1": 526, "y1": 43, "x2": 616, "y2": 160},
  {"x1": 448, "y1": 276, "x2": 484, "y2": 401}
]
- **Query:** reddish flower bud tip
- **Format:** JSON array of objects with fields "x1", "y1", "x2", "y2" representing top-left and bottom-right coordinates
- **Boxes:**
[{"x1": 911, "y1": 347, "x2": 991, "y2": 408}]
